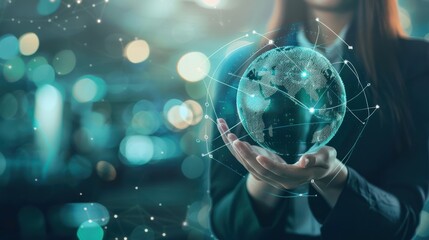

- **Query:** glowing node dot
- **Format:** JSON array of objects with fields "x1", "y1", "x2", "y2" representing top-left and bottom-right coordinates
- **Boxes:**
[
  {"x1": 33, "y1": 127, "x2": 37, "y2": 130},
  {"x1": 344, "y1": 60, "x2": 348, "y2": 64},
  {"x1": 245, "y1": 34, "x2": 249, "y2": 37},
  {"x1": 348, "y1": 46, "x2": 353, "y2": 50},
  {"x1": 79, "y1": 192, "x2": 83, "y2": 196},
  {"x1": 34, "y1": 178, "x2": 38, "y2": 182},
  {"x1": 376, "y1": 105, "x2": 380, "y2": 109},
  {"x1": 124, "y1": 238, "x2": 127, "y2": 240},
  {"x1": 158, "y1": 203, "x2": 162, "y2": 206},
  {"x1": 83, "y1": 207, "x2": 88, "y2": 211},
  {"x1": 135, "y1": 186, "x2": 138, "y2": 190},
  {"x1": 367, "y1": 83, "x2": 371, "y2": 87},
  {"x1": 97, "y1": 19, "x2": 101, "y2": 24},
  {"x1": 113, "y1": 214, "x2": 118, "y2": 219},
  {"x1": 301, "y1": 71, "x2": 308, "y2": 78},
  {"x1": 268, "y1": 40, "x2": 274, "y2": 45},
  {"x1": 144, "y1": 228, "x2": 148, "y2": 233},
  {"x1": 162, "y1": 233, "x2": 166, "y2": 237},
  {"x1": 299, "y1": 193, "x2": 303, "y2": 197},
  {"x1": 310, "y1": 179, "x2": 315, "y2": 183},
  {"x1": 209, "y1": 154, "x2": 213, "y2": 159},
  {"x1": 309, "y1": 107, "x2": 315, "y2": 113},
  {"x1": 252, "y1": 30, "x2": 256, "y2": 34},
  {"x1": 315, "y1": 18, "x2": 320, "y2": 22},
  {"x1": 150, "y1": 216, "x2": 154, "y2": 221},
  {"x1": 88, "y1": 219, "x2": 93, "y2": 223},
  {"x1": 204, "y1": 115, "x2": 209, "y2": 119},
  {"x1": 183, "y1": 221, "x2": 188, "y2": 227},
  {"x1": 250, "y1": 94, "x2": 255, "y2": 98}
]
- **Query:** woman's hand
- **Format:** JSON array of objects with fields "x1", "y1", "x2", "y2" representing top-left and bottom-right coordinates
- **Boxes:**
[{"x1": 217, "y1": 118, "x2": 348, "y2": 207}]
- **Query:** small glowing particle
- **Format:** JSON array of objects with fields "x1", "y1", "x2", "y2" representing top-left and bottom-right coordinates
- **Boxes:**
[
  {"x1": 310, "y1": 179, "x2": 315, "y2": 183},
  {"x1": 252, "y1": 30, "x2": 256, "y2": 34},
  {"x1": 183, "y1": 221, "x2": 188, "y2": 227},
  {"x1": 268, "y1": 40, "x2": 274, "y2": 45},
  {"x1": 309, "y1": 107, "x2": 315, "y2": 113},
  {"x1": 150, "y1": 216, "x2": 154, "y2": 221},
  {"x1": 144, "y1": 228, "x2": 148, "y2": 232},
  {"x1": 135, "y1": 186, "x2": 138, "y2": 190},
  {"x1": 34, "y1": 178, "x2": 38, "y2": 182},
  {"x1": 33, "y1": 127, "x2": 37, "y2": 130},
  {"x1": 88, "y1": 219, "x2": 93, "y2": 223},
  {"x1": 97, "y1": 19, "x2": 101, "y2": 23},
  {"x1": 299, "y1": 193, "x2": 303, "y2": 197},
  {"x1": 301, "y1": 71, "x2": 308, "y2": 78},
  {"x1": 348, "y1": 46, "x2": 353, "y2": 50},
  {"x1": 114, "y1": 214, "x2": 118, "y2": 219},
  {"x1": 158, "y1": 203, "x2": 162, "y2": 206},
  {"x1": 315, "y1": 18, "x2": 320, "y2": 22},
  {"x1": 101, "y1": 218, "x2": 105, "y2": 222},
  {"x1": 124, "y1": 238, "x2": 127, "y2": 240},
  {"x1": 162, "y1": 233, "x2": 166, "y2": 237},
  {"x1": 376, "y1": 105, "x2": 380, "y2": 109},
  {"x1": 83, "y1": 207, "x2": 88, "y2": 211},
  {"x1": 79, "y1": 192, "x2": 83, "y2": 196}
]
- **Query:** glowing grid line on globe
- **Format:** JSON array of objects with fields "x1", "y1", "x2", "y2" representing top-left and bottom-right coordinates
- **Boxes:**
[{"x1": 197, "y1": 18, "x2": 379, "y2": 198}]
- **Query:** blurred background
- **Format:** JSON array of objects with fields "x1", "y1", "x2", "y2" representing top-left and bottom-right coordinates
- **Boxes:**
[{"x1": 0, "y1": 0, "x2": 428, "y2": 239}]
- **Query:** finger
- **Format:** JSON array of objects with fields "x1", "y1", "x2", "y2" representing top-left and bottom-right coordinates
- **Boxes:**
[
  {"x1": 300, "y1": 147, "x2": 336, "y2": 169},
  {"x1": 233, "y1": 141, "x2": 288, "y2": 183},
  {"x1": 224, "y1": 134, "x2": 266, "y2": 181},
  {"x1": 256, "y1": 155, "x2": 309, "y2": 179}
]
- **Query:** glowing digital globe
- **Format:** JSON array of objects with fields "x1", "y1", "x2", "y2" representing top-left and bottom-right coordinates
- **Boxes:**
[{"x1": 237, "y1": 46, "x2": 346, "y2": 163}]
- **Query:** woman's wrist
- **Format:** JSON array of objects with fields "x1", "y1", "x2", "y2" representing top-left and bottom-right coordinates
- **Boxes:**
[
  {"x1": 246, "y1": 174, "x2": 282, "y2": 208},
  {"x1": 312, "y1": 159, "x2": 348, "y2": 207}
]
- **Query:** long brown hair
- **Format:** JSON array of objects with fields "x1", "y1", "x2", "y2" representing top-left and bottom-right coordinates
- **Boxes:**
[{"x1": 264, "y1": 0, "x2": 412, "y2": 146}]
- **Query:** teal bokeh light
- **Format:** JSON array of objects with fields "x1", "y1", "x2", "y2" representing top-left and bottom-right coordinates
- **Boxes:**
[
  {"x1": 0, "y1": 34, "x2": 19, "y2": 60},
  {"x1": 77, "y1": 221, "x2": 104, "y2": 240},
  {"x1": 3, "y1": 57, "x2": 26, "y2": 82},
  {"x1": 37, "y1": 0, "x2": 61, "y2": 16}
]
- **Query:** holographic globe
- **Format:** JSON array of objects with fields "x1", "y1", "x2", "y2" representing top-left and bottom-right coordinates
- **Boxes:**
[{"x1": 237, "y1": 46, "x2": 346, "y2": 163}]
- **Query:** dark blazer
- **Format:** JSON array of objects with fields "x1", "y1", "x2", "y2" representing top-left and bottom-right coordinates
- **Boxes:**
[{"x1": 209, "y1": 23, "x2": 429, "y2": 240}]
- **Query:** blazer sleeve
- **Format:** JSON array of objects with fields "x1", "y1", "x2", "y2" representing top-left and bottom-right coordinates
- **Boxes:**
[
  {"x1": 308, "y1": 49, "x2": 429, "y2": 240},
  {"x1": 208, "y1": 45, "x2": 291, "y2": 240}
]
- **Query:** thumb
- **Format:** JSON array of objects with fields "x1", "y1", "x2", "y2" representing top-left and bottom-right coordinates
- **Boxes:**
[{"x1": 298, "y1": 147, "x2": 336, "y2": 169}]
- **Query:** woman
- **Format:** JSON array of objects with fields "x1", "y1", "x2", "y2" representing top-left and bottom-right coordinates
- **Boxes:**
[{"x1": 209, "y1": 0, "x2": 429, "y2": 239}]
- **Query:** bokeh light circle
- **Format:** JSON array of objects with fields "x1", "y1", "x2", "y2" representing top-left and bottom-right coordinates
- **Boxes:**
[
  {"x1": 119, "y1": 135, "x2": 154, "y2": 166},
  {"x1": 181, "y1": 155, "x2": 205, "y2": 179},
  {"x1": 177, "y1": 52, "x2": 210, "y2": 82},
  {"x1": 124, "y1": 39, "x2": 150, "y2": 63},
  {"x1": 95, "y1": 161, "x2": 117, "y2": 181},
  {"x1": 19, "y1": 32, "x2": 39, "y2": 56},
  {"x1": 53, "y1": 49, "x2": 76, "y2": 75},
  {"x1": 3, "y1": 57, "x2": 26, "y2": 82},
  {"x1": 73, "y1": 75, "x2": 106, "y2": 103},
  {"x1": 77, "y1": 221, "x2": 104, "y2": 240},
  {"x1": 0, "y1": 34, "x2": 19, "y2": 60},
  {"x1": 29, "y1": 64, "x2": 55, "y2": 86}
]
